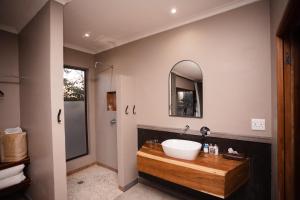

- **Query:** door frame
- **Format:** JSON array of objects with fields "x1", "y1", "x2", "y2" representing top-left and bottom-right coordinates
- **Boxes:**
[
  {"x1": 276, "y1": 0, "x2": 300, "y2": 199},
  {"x1": 63, "y1": 65, "x2": 89, "y2": 161}
]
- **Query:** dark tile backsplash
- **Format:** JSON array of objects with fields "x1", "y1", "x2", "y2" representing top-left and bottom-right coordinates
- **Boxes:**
[{"x1": 138, "y1": 128, "x2": 271, "y2": 200}]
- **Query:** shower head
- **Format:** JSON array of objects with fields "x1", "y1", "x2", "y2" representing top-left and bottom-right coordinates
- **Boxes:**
[{"x1": 94, "y1": 61, "x2": 113, "y2": 69}]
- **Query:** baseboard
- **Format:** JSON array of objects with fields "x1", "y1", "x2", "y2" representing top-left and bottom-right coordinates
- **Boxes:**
[
  {"x1": 67, "y1": 162, "x2": 97, "y2": 176},
  {"x1": 118, "y1": 179, "x2": 138, "y2": 192},
  {"x1": 96, "y1": 162, "x2": 118, "y2": 173}
]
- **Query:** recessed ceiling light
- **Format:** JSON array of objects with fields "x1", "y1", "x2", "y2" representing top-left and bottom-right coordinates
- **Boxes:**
[
  {"x1": 83, "y1": 33, "x2": 90, "y2": 38},
  {"x1": 171, "y1": 8, "x2": 177, "y2": 14}
]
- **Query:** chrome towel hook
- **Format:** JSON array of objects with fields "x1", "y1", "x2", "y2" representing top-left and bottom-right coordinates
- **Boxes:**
[
  {"x1": 0, "y1": 90, "x2": 4, "y2": 97},
  {"x1": 133, "y1": 105, "x2": 136, "y2": 115}
]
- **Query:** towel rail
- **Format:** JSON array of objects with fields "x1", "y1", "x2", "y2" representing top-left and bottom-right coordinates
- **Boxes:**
[
  {"x1": 0, "y1": 75, "x2": 25, "y2": 84},
  {"x1": 0, "y1": 81, "x2": 20, "y2": 84}
]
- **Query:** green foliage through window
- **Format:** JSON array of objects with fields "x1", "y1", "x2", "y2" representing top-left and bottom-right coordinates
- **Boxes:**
[{"x1": 64, "y1": 68, "x2": 85, "y2": 101}]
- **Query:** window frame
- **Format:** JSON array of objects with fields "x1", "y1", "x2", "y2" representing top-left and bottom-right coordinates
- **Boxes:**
[{"x1": 64, "y1": 65, "x2": 89, "y2": 161}]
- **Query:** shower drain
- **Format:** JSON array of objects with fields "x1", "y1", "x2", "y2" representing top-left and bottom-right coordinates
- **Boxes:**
[{"x1": 77, "y1": 180, "x2": 84, "y2": 184}]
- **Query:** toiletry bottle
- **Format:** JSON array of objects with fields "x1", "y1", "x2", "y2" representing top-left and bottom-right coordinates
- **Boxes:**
[
  {"x1": 204, "y1": 143, "x2": 209, "y2": 153},
  {"x1": 214, "y1": 144, "x2": 219, "y2": 155},
  {"x1": 209, "y1": 144, "x2": 214, "y2": 154}
]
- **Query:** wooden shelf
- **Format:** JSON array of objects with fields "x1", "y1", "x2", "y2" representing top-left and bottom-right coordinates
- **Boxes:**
[
  {"x1": 0, "y1": 157, "x2": 31, "y2": 197},
  {"x1": 0, "y1": 157, "x2": 30, "y2": 170},
  {"x1": 0, "y1": 178, "x2": 31, "y2": 197},
  {"x1": 137, "y1": 144, "x2": 249, "y2": 199}
]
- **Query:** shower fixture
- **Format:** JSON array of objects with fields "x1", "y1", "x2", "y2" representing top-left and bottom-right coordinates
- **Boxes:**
[
  {"x1": 94, "y1": 61, "x2": 113, "y2": 69},
  {"x1": 94, "y1": 61, "x2": 115, "y2": 91}
]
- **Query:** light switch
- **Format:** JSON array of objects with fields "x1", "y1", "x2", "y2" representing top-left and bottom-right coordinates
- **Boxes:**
[{"x1": 251, "y1": 118, "x2": 265, "y2": 131}]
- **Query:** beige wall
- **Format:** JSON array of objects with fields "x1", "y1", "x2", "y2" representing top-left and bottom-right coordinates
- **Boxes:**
[
  {"x1": 0, "y1": 30, "x2": 20, "y2": 129},
  {"x1": 96, "y1": 1, "x2": 272, "y2": 138},
  {"x1": 95, "y1": 67, "x2": 118, "y2": 170},
  {"x1": 116, "y1": 75, "x2": 137, "y2": 187},
  {"x1": 63, "y1": 47, "x2": 97, "y2": 172},
  {"x1": 50, "y1": 2, "x2": 67, "y2": 199},
  {"x1": 19, "y1": 1, "x2": 66, "y2": 199}
]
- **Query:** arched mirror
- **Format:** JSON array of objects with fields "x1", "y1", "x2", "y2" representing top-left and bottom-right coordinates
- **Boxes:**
[{"x1": 169, "y1": 60, "x2": 203, "y2": 118}]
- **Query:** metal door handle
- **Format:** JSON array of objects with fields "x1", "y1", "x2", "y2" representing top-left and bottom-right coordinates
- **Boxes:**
[
  {"x1": 57, "y1": 109, "x2": 62, "y2": 123},
  {"x1": 125, "y1": 105, "x2": 129, "y2": 115}
]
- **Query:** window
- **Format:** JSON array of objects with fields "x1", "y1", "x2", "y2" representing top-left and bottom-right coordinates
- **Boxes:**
[{"x1": 64, "y1": 66, "x2": 88, "y2": 161}]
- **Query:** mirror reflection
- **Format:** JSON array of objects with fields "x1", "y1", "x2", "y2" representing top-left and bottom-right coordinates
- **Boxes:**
[{"x1": 169, "y1": 60, "x2": 203, "y2": 118}]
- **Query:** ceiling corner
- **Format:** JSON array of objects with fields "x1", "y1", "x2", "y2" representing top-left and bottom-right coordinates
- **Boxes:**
[
  {"x1": 0, "y1": 24, "x2": 18, "y2": 34},
  {"x1": 64, "y1": 43, "x2": 97, "y2": 55},
  {"x1": 54, "y1": 0, "x2": 73, "y2": 5}
]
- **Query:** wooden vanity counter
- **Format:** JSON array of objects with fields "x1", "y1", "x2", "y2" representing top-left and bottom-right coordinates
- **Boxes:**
[{"x1": 137, "y1": 144, "x2": 249, "y2": 199}]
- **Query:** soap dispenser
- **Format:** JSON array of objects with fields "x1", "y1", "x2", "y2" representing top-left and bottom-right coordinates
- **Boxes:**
[
  {"x1": 209, "y1": 144, "x2": 215, "y2": 154},
  {"x1": 203, "y1": 143, "x2": 209, "y2": 153},
  {"x1": 214, "y1": 144, "x2": 219, "y2": 155}
]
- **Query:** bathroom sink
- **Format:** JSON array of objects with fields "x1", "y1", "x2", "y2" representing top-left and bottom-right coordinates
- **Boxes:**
[{"x1": 161, "y1": 139, "x2": 202, "y2": 160}]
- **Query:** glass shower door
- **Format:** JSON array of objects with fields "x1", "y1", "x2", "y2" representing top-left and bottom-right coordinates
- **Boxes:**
[{"x1": 63, "y1": 66, "x2": 88, "y2": 160}]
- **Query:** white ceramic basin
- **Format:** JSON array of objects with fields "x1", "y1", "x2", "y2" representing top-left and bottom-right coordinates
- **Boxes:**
[{"x1": 161, "y1": 139, "x2": 202, "y2": 160}]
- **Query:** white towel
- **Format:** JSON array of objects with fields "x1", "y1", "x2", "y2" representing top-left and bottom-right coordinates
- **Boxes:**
[
  {"x1": 0, "y1": 172, "x2": 26, "y2": 189},
  {"x1": 0, "y1": 164, "x2": 25, "y2": 180},
  {"x1": 4, "y1": 127, "x2": 23, "y2": 134}
]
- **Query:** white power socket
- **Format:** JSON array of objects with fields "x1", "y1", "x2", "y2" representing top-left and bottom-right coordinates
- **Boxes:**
[{"x1": 251, "y1": 118, "x2": 266, "y2": 131}]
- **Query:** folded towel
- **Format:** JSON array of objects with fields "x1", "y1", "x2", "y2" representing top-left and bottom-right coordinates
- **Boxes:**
[
  {"x1": 0, "y1": 164, "x2": 25, "y2": 180},
  {"x1": 4, "y1": 127, "x2": 22, "y2": 134},
  {"x1": 0, "y1": 172, "x2": 26, "y2": 189}
]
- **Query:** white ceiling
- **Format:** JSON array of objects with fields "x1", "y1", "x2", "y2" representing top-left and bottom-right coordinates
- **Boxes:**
[
  {"x1": 0, "y1": 0, "x2": 259, "y2": 54},
  {"x1": 0, "y1": 0, "x2": 48, "y2": 33},
  {"x1": 0, "y1": 0, "x2": 71, "y2": 33},
  {"x1": 64, "y1": 0, "x2": 259, "y2": 54}
]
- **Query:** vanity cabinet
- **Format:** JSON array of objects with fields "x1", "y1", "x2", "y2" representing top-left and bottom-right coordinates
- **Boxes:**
[{"x1": 137, "y1": 144, "x2": 249, "y2": 199}]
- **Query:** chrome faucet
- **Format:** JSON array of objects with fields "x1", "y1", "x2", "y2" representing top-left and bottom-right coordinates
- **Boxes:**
[
  {"x1": 200, "y1": 126, "x2": 210, "y2": 136},
  {"x1": 183, "y1": 125, "x2": 190, "y2": 134}
]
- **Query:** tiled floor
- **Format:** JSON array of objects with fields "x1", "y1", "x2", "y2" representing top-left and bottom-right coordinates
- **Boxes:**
[
  {"x1": 115, "y1": 183, "x2": 180, "y2": 200},
  {"x1": 67, "y1": 165, "x2": 180, "y2": 200},
  {"x1": 67, "y1": 165, "x2": 123, "y2": 200}
]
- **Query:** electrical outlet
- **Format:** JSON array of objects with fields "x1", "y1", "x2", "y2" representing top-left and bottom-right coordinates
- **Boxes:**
[{"x1": 251, "y1": 118, "x2": 265, "y2": 131}]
